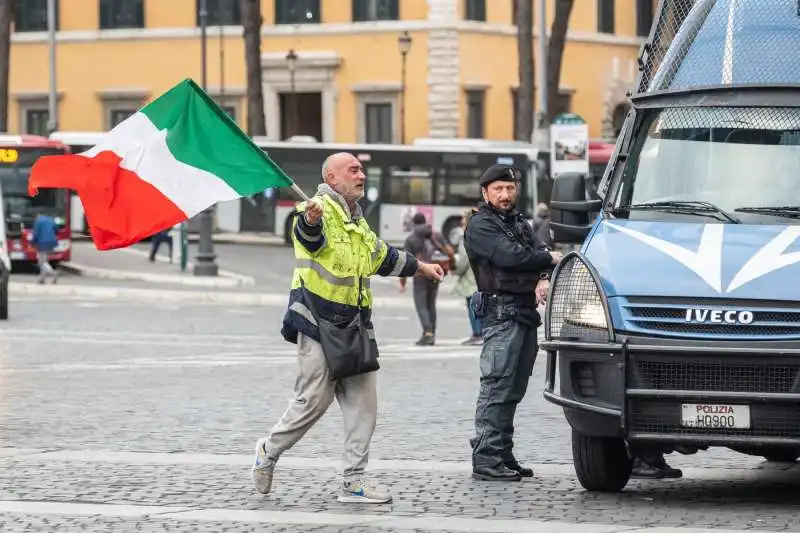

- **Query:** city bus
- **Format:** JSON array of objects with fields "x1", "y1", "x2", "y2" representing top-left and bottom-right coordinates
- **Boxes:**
[
  {"x1": 252, "y1": 137, "x2": 550, "y2": 246},
  {"x1": 0, "y1": 134, "x2": 72, "y2": 265}
]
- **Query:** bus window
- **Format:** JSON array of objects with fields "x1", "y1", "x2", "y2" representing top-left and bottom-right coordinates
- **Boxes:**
[
  {"x1": 275, "y1": 160, "x2": 321, "y2": 202},
  {"x1": 387, "y1": 166, "x2": 433, "y2": 204},
  {"x1": 436, "y1": 166, "x2": 482, "y2": 206}
]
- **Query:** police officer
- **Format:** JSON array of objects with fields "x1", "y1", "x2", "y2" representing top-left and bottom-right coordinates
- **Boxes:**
[{"x1": 465, "y1": 164, "x2": 562, "y2": 481}]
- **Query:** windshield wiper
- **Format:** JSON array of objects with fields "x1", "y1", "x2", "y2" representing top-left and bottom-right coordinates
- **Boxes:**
[
  {"x1": 613, "y1": 201, "x2": 741, "y2": 224},
  {"x1": 734, "y1": 206, "x2": 800, "y2": 219}
]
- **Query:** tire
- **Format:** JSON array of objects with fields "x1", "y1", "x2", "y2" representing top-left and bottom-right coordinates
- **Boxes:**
[
  {"x1": 762, "y1": 449, "x2": 800, "y2": 463},
  {"x1": 572, "y1": 429, "x2": 632, "y2": 492},
  {"x1": 0, "y1": 275, "x2": 9, "y2": 320}
]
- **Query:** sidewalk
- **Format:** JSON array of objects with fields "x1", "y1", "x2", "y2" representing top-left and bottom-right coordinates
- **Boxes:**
[
  {"x1": 73, "y1": 231, "x2": 286, "y2": 246},
  {"x1": 62, "y1": 242, "x2": 255, "y2": 288}
]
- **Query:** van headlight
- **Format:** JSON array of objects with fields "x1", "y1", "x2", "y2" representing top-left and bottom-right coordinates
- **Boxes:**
[{"x1": 545, "y1": 253, "x2": 612, "y2": 343}]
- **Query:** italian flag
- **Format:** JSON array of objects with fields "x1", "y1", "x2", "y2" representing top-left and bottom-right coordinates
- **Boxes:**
[{"x1": 28, "y1": 79, "x2": 294, "y2": 250}]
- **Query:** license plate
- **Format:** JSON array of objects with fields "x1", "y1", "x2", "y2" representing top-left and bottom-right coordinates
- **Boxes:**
[
  {"x1": 681, "y1": 403, "x2": 751, "y2": 429},
  {"x1": 9, "y1": 251, "x2": 24, "y2": 260}
]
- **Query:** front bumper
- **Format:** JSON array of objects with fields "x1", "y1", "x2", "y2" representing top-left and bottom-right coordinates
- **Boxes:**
[{"x1": 541, "y1": 335, "x2": 800, "y2": 447}]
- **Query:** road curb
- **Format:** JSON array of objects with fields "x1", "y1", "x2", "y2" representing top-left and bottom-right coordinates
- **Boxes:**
[
  {"x1": 9, "y1": 282, "x2": 466, "y2": 310},
  {"x1": 59, "y1": 261, "x2": 254, "y2": 288},
  {"x1": 113, "y1": 247, "x2": 256, "y2": 286}
]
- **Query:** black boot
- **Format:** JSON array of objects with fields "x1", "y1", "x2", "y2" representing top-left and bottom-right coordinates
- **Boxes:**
[
  {"x1": 504, "y1": 458, "x2": 534, "y2": 478},
  {"x1": 631, "y1": 457, "x2": 665, "y2": 479},
  {"x1": 472, "y1": 464, "x2": 521, "y2": 481},
  {"x1": 651, "y1": 455, "x2": 683, "y2": 478}
]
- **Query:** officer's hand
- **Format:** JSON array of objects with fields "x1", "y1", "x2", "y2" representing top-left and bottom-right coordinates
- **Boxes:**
[
  {"x1": 549, "y1": 251, "x2": 564, "y2": 265},
  {"x1": 304, "y1": 198, "x2": 323, "y2": 225},
  {"x1": 535, "y1": 280, "x2": 550, "y2": 305},
  {"x1": 418, "y1": 262, "x2": 445, "y2": 281}
]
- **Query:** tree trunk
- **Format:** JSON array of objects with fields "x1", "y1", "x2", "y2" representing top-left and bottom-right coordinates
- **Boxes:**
[
  {"x1": 0, "y1": 0, "x2": 13, "y2": 132},
  {"x1": 241, "y1": 0, "x2": 265, "y2": 136},
  {"x1": 546, "y1": 0, "x2": 574, "y2": 123},
  {"x1": 515, "y1": 0, "x2": 534, "y2": 142}
]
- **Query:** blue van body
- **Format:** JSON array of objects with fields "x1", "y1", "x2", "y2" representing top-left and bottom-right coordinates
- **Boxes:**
[{"x1": 541, "y1": 0, "x2": 800, "y2": 492}]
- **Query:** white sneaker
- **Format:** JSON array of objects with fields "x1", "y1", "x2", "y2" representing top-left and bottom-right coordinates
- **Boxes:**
[
  {"x1": 338, "y1": 476, "x2": 392, "y2": 503},
  {"x1": 251, "y1": 439, "x2": 276, "y2": 494}
]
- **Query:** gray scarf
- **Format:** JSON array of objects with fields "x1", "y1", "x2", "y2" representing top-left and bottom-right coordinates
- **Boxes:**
[{"x1": 316, "y1": 183, "x2": 363, "y2": 221}]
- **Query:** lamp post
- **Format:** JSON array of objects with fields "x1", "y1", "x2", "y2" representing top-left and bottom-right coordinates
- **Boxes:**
[
  {"x1": 397, "y1": 31, "x2": 412, "y2": 144},
  {"x1": 194, "y1": 0, "x2": 219, "y2": 277},
  {"x1": 286, "y1": 49, "x2": 298, "y2": 138}
]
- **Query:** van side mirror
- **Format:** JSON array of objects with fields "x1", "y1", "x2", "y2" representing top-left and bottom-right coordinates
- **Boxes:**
[{"x1": 550, "y1": 172, "x2": 601, "y2": 244}]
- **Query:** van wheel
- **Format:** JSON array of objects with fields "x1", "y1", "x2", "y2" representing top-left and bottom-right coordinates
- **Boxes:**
[
  {"x1": 572, "y1": 429, "x2": 632, "y2": 492},
  {"x1": 0, "y1": 273, "x2": 9, "y2": 320}
]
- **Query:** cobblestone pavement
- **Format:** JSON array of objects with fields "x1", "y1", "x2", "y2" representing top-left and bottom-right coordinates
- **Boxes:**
[{"x1": 1, "y1": 293, "x2": 800, "y2": 532}]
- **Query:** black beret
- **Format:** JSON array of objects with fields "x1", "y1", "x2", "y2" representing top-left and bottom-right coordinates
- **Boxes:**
[{"x1": 479, "y1": 164, "x2": 519, "y2": 188}]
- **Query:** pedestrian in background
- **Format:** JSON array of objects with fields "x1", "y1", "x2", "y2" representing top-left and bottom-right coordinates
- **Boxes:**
[
  {"x1": 400, "y1": 212, "x2": 452, "y2": 346},
  {"x1": 251, "y1": 152, "x2": 444, "y2": 504},
  {"x1": 452, "y1": 209, "x2": 482, "y2": 345},
  {"x1": 31, "y1": 212, "x2": 59, "y2": 284}
]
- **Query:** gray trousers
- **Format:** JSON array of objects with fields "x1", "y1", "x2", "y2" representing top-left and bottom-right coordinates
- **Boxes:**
[
  {"x1": 37, "y1": 251, "x2": 55, "y2": 281},
  {"x1": 264, "y1": 333, "x2": 378, "y2": 479},
  {"x1": 471, "y1": 317, "x2": 538, "y2": 468},
  {"x1": 413, "y1": 278, "x2": 439, "y2": 334}
]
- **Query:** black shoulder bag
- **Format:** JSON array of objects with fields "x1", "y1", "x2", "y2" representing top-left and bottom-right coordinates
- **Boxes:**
[{"x1": 299, "y1": 277, "x2": 380, "y2": 380}]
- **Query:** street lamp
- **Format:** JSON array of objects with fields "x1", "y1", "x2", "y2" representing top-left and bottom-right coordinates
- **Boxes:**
[
  {"x1": 194, "y1": 0, "x2": 219, "y2": 277},
  {"x1": 397, "y1": 31, "x2": 412, "y2": 144},
  {"x1": 286, "y1": 49, "x2": 298, "y2": 138}
]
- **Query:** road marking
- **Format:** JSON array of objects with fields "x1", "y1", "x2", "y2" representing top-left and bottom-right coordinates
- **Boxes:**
[{"x1": 0, "y1": 500, "x2": 770, "y2": 532}]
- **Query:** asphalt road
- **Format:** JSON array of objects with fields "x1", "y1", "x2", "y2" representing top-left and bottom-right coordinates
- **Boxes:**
[{"x1": 2, "y1": 288, "x2": 800, "y2": 532}]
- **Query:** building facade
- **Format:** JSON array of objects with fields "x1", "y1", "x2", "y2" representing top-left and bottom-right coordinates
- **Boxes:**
[{"x1": 9, "y1": 0, "x2": 654, "y2": 142}]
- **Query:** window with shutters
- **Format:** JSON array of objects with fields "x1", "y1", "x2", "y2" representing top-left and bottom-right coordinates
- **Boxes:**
[
  {"x1": 196, "y1": 0, "x2": 241, "y2": 26},
  {"x1": 365, "y1": 103, "x2": 393, "y2": 144},
  {"x1": 636, "y1": 0, "x2": 654, "y2": 37},
  {"x1": 99, "y1": 0, "x2": 144, "y2": 29},
  {"x1": 25, "y1": 109, "x2": 50, "y2": 136},
  {"x1": 276, "y1": 0, "x2": 320, "y2": 24},
  {"x1": 352, "y1": 0, "x2": 398, "y2": 21},
  {"x1": 464, "y1": 0, "x2": 485, "y2": 21},
  {"x1": 466, "y1": 90, "x2": 485, "y2": 138},
  {"x1": 597, "y1": 0, "x2": 615, "y2": 34},
  {"x1": 108, "y1": 109, "x2": 136, "y2": 129},
  {"x1": 13, "y1": 0, "x2": 58, "y2": 32}
]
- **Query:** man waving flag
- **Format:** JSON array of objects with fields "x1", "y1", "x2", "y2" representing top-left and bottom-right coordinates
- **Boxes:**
[{"x1": 28, "y1": 78, "x2": 294, "y2": 250}]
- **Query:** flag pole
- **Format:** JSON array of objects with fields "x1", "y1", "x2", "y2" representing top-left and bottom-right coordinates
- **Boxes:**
[{"x1": 291, "y1": 183, "x2": 311, "y2": 201}]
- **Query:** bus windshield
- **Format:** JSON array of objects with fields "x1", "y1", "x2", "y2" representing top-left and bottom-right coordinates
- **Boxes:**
[
  {"x1": 0, "y1": 147, "x2": 68, "y2": 225},
  {"x1": 615, "y1": 106, "x2": 800, "y2": 220}
]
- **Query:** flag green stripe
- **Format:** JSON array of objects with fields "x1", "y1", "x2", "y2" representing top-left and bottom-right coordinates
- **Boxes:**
[{"x1": 140, "y1": 79, "x2": 293, "y2": 196}]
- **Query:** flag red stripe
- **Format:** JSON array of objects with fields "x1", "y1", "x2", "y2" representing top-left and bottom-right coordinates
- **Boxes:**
[{"x1": 29, "y1": 151, "x2": 186, "y2": 250}]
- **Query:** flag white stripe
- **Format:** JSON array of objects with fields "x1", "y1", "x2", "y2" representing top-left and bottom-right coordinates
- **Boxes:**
[{"x1": 81, "y1": 112, "x2": 240, "y2": 217}]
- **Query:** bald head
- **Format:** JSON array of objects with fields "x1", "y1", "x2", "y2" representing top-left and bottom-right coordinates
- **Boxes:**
[
  {"x1": 321, "y1": 152, "x2": 356, "y2": 183},
  {"x1": 320, "y1": 152, "x2": 366, "y2": 205}
]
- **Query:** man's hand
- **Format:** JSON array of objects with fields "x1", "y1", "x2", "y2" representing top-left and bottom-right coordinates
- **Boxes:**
[
  {"x1": 304, "y1": 198, "x2": 323, "y2": 225},
  {"x1": 535, "y1": 279, "x2": 550, "y2": 306},
  {"x1": 549, "y1": 251, "x2": 564, "y2": 265},
  {"x1": 417, "y1": 262, "x2": 445, "y2": 281}
]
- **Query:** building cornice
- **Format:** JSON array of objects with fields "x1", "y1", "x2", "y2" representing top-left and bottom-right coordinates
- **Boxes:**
[{"x1": 11, "y1": 21, "x2": 645, "y2": 48}]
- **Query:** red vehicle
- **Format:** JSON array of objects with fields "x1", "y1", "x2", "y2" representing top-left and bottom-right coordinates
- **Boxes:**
[{"x1": 0, "y1": 134, "x2": 72, "y2": 265}]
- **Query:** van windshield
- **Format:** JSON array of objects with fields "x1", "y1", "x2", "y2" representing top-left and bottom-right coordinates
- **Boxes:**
[{"x1": 613, "y1": 106, "x2": 800, "y2": 222}]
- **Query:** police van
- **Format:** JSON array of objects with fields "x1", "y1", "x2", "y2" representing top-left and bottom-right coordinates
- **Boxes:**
[{"x1": 542, "y1": 0, "x2": 800, "y2": 491}]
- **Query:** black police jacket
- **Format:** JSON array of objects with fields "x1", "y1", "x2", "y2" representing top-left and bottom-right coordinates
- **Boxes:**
[{"x1": 464, "y1": 202, "x2": 554, "y2": 297}]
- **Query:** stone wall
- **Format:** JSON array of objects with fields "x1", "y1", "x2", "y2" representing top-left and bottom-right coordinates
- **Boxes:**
[{"x1": 426, "y1": 0, "x2": 460, "y2": 137}]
